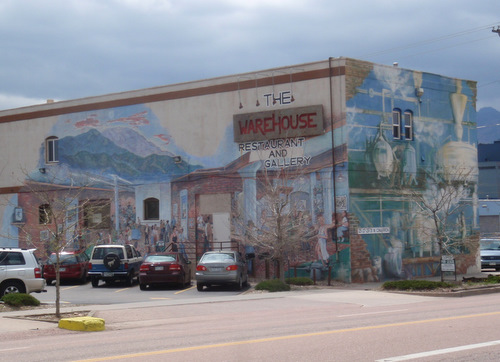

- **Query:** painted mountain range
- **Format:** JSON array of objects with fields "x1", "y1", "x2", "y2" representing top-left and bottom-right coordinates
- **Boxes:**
[{"x1": 58, "y1": 128, "x2": 201, "y2": 183}]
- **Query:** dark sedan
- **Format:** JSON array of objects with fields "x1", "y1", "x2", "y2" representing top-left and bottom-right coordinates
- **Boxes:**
[
  {"x1": 139, "y1": 252, "x2": 191, "y2": 290},
  {"x1": 43, "y1": 251, "x2": 89, "y2": 285}
]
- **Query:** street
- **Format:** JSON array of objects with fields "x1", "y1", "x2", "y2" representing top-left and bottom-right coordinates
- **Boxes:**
[
  {"x1": 1, "y1": 285, "x2": 500, "y2": 361},
  {"x1": 36, "y1": 279, "x2": 247, "y2": 305}
]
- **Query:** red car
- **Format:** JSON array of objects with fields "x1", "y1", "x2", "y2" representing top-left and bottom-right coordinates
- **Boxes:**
[
  {"x1": 139, "y1": 252, "x2": 191, "y2": 290},
  {"x1": 43, "y1": 251, "x2": 90, "y2": 285}
]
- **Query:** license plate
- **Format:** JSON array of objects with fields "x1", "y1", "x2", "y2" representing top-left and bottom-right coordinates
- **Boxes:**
[
  {"x1": 59, "y1": 267, "x2": 66, "y2": 272},
  {"x1": 103, "y1": 272, "x2": 113, "y2": 277},
  {"x1": 155, "y1": 266, "x2": 164, "y2": 271},
  {"x1": 210, "y1": 267, "x2": 223, "y2": 272},
  {"x1": 489, "y1": 262, "x2": 497, "y2": 266}
]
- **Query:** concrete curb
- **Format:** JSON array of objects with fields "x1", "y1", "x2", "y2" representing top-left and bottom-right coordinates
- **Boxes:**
[{"x1": 58, "y1": 316, "x2": 105, "y2": 332}]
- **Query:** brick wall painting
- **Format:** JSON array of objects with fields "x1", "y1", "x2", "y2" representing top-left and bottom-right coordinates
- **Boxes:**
[{"x1": 1, "y1": 60, "x2": 480, "y2": 283}]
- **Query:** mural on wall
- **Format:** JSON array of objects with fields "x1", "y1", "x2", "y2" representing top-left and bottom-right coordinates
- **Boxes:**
[
  {"x1": 346, "y1": 65, "x2": 478, "y2": 282},
  {"x1": 1, "y1": 62, "x2": 478, "y2": 283},
  {"x1": 6, "y1": 101, "x2": 350, "y2": 284}
]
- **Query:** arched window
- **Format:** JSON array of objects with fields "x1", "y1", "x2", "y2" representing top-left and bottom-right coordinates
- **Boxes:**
[
  {"x1": 144, "y1": 198, "x2": 159, "y2": 220},
  {"x1": 392, "y1": 109, "x2": 401, "y2": 139},
  {"x1": 45, "y1": 136, "x2": 59, "y2": 163}
]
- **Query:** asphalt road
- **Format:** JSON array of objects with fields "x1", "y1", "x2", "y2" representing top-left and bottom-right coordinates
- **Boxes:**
[
  {"x1": 37, "y1": 279, "x2": 248, "y2": 305},
  {"x1": 2, "y1": 284, "x2": 500, "y2": 361}
]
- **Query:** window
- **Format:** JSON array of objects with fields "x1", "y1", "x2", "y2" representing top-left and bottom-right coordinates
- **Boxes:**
[
  {"x1": 83, "y1": 199, "x2": 111, "y2": 229},
  {"x1": 392, "y1": 109, "x2": 401, "y2": 139},
  {"x1": 0, "y1": 252, "x2": 25, "y2": 266},
  {"x1": 126, "y1": 245, "x2": 133, "y2": 259},
  {"x1": 392, "y1": 109, "x2": 414, "y2": 141},
  {"x1": 39, "y1": 204, "x2": 52, "y2": 224},
  {"x1": 45, "y1": 137, "x2": 59, "y2": 163},
  {"x1": 144, "y1": 198, "x2": 159, "y2": 220},
  {"x1": 404, "y1": 111, "x2": 413, "y2": 140}
]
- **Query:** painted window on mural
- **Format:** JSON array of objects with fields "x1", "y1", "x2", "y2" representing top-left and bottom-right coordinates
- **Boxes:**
[
  {"x1": 45, "y1": 136, "x2": 59, "y2": 163},
  {"x1": 404, "y1": 111, "x2": 413, "y2": 140},
  {"x1": 39, "y1": 204, "x2": 52, "y2": 224},
  {"x1": 392, "y1": 109, "x2": 401, "y2": 139},
  {"x1": 83, "y1": 200, "x2": 111, "y2": 229},
  {"x1": 144, "y1": 198, "x2": 159, "y2": 220}
]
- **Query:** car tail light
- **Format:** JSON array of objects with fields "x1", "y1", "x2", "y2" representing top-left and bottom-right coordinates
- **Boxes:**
[
  {"x1": 226, "y1": 265, "x2": 238, "y2": 271},
  {"x1": 140, "y1": 264, "x2": 150, "y2": 272},
  {"x1": 89, "y1": 262, "x2": 93, "y2": 270},
  {"x1": 196, "y1": 265, "x2": 207, "y2": 271},
  {"x1": 34, "y1": 267, "x2": 42, "y2": 278},
  {"x1": 124, "y1": 262, "x2": 129, "y2": 270},
  {"x1": 170, "y1": 264, "x2": 181, "y2": 271}
]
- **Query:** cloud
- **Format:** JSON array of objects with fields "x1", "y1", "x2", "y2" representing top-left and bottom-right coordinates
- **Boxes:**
[{"x1": 0, "y1": 0, "x2": 499, "y2": 111}]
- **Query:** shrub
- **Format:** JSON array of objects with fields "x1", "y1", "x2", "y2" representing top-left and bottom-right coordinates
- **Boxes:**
[
  {"x1": 485, "y1": 275, "x2": 500, "y2": 284},
  {"x1": 1, "y1": 293, "x2": 40, "y2": 307},
  {"x1": 285, "y1": 277, "x2": 314, "y2": 286},
  {"x1": 382, "y1": 280, "x2": 454, "y2": 291},
  {"x1": 255, "y1": 279, "x2": 291, "y2": 292}
]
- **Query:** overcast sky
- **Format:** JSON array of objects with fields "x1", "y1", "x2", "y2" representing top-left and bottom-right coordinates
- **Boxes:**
[{"x1": 1, "y1": 0, "x2": 500, "y2": 112}]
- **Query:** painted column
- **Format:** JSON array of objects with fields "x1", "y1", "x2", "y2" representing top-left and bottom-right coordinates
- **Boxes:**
[
  {"x1": 320, "y1": 167, "x2": 333, "y2": 224},
  {"x1": 238, "y1": 162, "x2": 262, "y2": 226}
]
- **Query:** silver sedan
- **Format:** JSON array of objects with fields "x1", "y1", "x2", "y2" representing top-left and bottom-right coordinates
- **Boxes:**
[{"x1": 195, "y1": 250, "x2": 248, "y2": 291}]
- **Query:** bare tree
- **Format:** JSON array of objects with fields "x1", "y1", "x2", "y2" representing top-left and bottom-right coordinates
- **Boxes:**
[
  {"x1": 400, "y1": 166, "x2": 477, "y2": 280},
  {"x1": 234, "y1": 167, "x2": 310, "y2": 282},
  {"x1": 14, "y1": 172, "x2": 113, "y2": 317}
]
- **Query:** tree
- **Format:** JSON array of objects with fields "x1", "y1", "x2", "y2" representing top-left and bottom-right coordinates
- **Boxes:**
[
  {"x1": 13, "y1": 172, "x2": 113, "y2": 317},
  {"x1": 234, "y1": 166, "x2": 310, "y2": 282},
  {"x1": 400, "y1": 166, "x2": 477, "y2": 280}
]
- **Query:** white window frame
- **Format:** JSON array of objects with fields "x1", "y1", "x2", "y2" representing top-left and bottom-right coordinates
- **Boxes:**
[
  {"x1": 392, "y1": 110, "x2": 401, "y2": 139},
  {"x1": 45, "y1": 137, "x2": 59, "y2": 163},
  {"x1": 404, "y1": 111, "x2": 413, "y2": 140}
]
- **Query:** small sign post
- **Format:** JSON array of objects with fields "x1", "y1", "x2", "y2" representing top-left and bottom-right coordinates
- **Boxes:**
[{"x1": 441, "y1": 255, "x2": 456, "y2": 281}]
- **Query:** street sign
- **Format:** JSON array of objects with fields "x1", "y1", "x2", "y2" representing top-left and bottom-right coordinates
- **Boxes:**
[{"x1": 441, "y1": 255, "x2": 455, "y2": 272}]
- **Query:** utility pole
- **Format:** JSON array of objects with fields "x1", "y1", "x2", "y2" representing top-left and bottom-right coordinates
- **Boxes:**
[{"x1": 492, "y1": 26, "x2": 500, "y2": 37}]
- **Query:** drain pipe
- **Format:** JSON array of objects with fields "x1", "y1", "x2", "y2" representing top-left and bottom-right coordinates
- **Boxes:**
[
  {"x1": 329, "y1": 57, "x2": 339, "y2": 272},
  {"x1": 328, "y1": 58, "x2": 337, "y2": 227}
]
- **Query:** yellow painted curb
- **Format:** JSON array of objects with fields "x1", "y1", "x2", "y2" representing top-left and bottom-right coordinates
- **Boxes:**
[{"x1": 58, "y1": 316, "x2": 105, "y2": 332}]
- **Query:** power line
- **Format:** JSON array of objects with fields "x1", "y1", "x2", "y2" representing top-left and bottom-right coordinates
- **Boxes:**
[{"x1": 360, "y1": 22, "x2": 500, "y2": 59}]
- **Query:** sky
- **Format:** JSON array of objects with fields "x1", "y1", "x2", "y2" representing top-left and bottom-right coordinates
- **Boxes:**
[{"x1": 1, "y1": 0, "x2": 500, "y2": 112}]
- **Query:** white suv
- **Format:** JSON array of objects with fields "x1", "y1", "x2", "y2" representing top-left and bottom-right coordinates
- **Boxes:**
[{"x1": 0, "y1": 248, "x2": 46, "y2": 297}]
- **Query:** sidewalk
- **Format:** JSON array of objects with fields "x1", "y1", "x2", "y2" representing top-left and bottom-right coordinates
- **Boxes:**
[{"x1": 0, "y1": 271, "x2": 497, "y2": 334}]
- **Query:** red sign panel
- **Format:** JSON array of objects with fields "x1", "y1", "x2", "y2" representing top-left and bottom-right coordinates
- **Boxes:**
[{"x1": 233, "y1": 105, "x2": 324, "y2": 142}]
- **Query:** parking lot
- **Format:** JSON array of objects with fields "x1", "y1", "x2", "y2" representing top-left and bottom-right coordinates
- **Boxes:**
[{"x1": 36, "y1": 279, "x2": 250, "y2": 305}]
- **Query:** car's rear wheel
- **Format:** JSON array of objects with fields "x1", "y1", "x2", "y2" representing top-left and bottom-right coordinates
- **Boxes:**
[
  {"x1": 236, "y1": 276, "x2": 243, "y2": 290},
  {"x1": 0, "y1": 281, "x2": 26, "y2": 297},
  {"x1": 79, "y1": 271, "x2": 87, "y2": 284},
  {"x1": 46, "y1": 279, "x2": 54, "y2": 286},
  {"x1": 196, "y1": 282, "x2": 204, "y2": 291},
  {"x1": 139, "y1": 283, "x2": 147, "y2": 290},
  {"x1": 91, "y1": 277, "x2": 99, "y2": 287},
  {"x1": 125, "y1": 273, "x2": 133, "y2": 287}
]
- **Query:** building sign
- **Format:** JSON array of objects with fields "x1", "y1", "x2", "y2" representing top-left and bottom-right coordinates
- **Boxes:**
[
  {"x1": 238, "y1": 137, "x2": 310, "y2": 169},
  {"x1": 233, "y1": 105, "x2": 324, "y2": 142},
  {"x1": 358, "y1": 227, "x2": 390, "y2": 234}
]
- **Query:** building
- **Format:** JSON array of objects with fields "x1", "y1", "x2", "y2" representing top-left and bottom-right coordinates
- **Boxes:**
[{"x1": 0, "y1": 57, "x2": 480, "y2": 282}]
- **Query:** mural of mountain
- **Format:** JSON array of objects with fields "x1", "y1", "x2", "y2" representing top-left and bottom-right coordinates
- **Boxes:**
[
  {"x1": 58, "y1": 129, "x2": 201, "y2": 183},
  {"x1": 60, "y1": 129, "x2": 128, "y2": 156},
  {"x1": 101, "y1": 127, "x2": 174, "y2": 158},
  {"x1": 478, "y1": 107, "x2": 500, "y2": 144}
]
